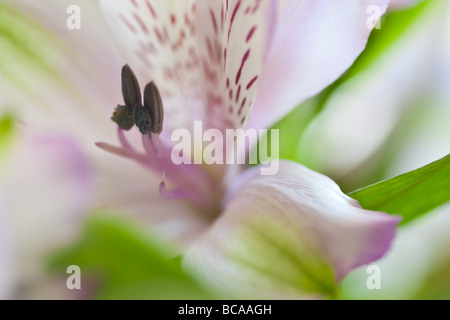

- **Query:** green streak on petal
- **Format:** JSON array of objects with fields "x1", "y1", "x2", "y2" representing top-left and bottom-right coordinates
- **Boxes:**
[
  {"x1": 0, "y1": 3, "x2": 65, "y2": 111},
  {"x1": 226, "y1": 218, "x2": 338, "y2": 298},
  {"x1": 0, "y1": 3, "x2": 104, "y2": 120},
  {"x1": 0, "y1": 3, "x2": 61, "y2": 79},
  {"x1": 0, "y1": 114, "x2": 16, "y2": 172}
]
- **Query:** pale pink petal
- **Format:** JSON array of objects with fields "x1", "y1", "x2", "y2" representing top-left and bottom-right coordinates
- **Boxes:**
[
  {"x1": 183, "y1": 160, "x2": 399, "y2": 298},
  {"x1": 248, "y1": 0, "x2": 390, "y2": 130},
  {"x1": 0, "y1": 130, "x2": 92, "y2": 288},
  {"x1": 0, "y1": 200, "x2": 13, "y2": 299}
]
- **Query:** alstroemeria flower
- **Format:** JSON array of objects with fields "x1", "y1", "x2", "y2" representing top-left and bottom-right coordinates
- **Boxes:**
[
  {"x1": 92, "y1": 0, "x2": 399, "y2": 297},
  {"x1": 2, "y1": 0, "x2": 399, "y2": 298}
]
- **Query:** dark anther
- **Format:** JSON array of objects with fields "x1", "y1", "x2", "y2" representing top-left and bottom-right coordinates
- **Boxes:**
[
  {"x1": 111, "y1": 104, "x2": 135, "y2": 130},
  {"x1": 144, "y1": 81, "x2": 164, "y2": 134},
  {"x1": 121, "y1": 64, "x2": 142, "y2": 107},
  {"x1": 111, "y1": 64, "x2": 164, "y2": 136},
  {"x1": 133, "y1": 104, "x2": 152, "y2": 135}
]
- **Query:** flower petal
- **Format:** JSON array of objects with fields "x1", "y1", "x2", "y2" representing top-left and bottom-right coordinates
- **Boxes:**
[
  {"x1": 0, "y1": 200, "x2": 13, "y2": 299},
  {"x1": 183, "y1": 160, "x2": 399, "y2": 298},
  {"x1": 248, "y1": 0, "x2": 390, "y2": 130},
  {"x1": 299, "y1": 0, "x2": 447, "y2": 179},
  {"x1": 0, "y1": 130, "x2": 92, "y2": 288},
  {"x1": 389, "y1": 0, "x2": 421, "y2": 10},
  {"x1": 196, "y1": 0, "x2": 278, "y2": 131},
  {"x1": 94, "y1": 151, "x2": 211, "y2": 249},
  {"x1": 100, "y1": 0, "x2": 277, "y2": 137},
  {"x1": 0, "y1": 1, "x2": 122, "y2": 138},
  {"x1": 101, "y1": 0, "x2": 202, "y2": 137}
]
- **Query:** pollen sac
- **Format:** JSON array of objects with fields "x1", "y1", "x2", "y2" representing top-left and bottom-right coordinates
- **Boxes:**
[
  {"x1": 111, "y1": 104, "x2": 134, "y2": 130},
  {"x1": 144, "y1": 81, "x2": 164, "y2": 134},
  {"x1": 121, "y1": 64, "x2": 142, "y2": 107},
  {"x1": 133, "y1": 104, "x2": 152, "y2": 135}
]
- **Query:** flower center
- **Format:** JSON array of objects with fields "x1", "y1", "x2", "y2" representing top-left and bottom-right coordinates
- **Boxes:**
[{"x1": 98, "y1": 65, "x2": 224, "y2": 215}]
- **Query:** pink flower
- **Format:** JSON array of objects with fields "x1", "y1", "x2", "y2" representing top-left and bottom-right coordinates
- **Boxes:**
[{"x1": 1, "y1": 0, "x2": 399, "y2": 298}]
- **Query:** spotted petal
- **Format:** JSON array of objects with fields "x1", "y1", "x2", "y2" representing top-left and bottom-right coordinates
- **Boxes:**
[
  {"x1": 100, "y1": 0, "x2": 277, "y2": 138},
  {"x1": 183, "y1": 160, "x2": 400, "y2": 298},
  {"x1": 248, "y1": 0, "x2": 390, "y2": 130}
]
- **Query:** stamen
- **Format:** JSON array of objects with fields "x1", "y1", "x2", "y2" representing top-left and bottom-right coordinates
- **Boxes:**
[
  {"x1": 133, "y1": 104, "x2": 152, "y2": 134},
  {"x1": 117, "y1": 127, "x2": 133, "y2": 150},
  {"x1": 111, "y1": 105, "x2": 134, "y2": 131},
  {"x1": 103, "y1": 64, "x2": 222, "y2": 213},
  {"x1": 121, "y1": 64, "x2": 142, "y2": 107},
  {"x1": 144, "y1": 81, "x2": 164, "y2": 134}
]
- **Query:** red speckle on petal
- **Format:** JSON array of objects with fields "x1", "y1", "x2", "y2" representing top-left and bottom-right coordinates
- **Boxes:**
[
  {"x1": 154, "y1": 27, "x2": 164, "y2": 44},
  {"x1": 235, "y1": 85, "x2": 241, "y2": 103},
  {"x1": 163, "y1": 27, "x2": 170, "y2": 42},
  {"x1": 130, "y1": 0, "x2": 138, "y2": 8},
  {"x1": 210, "y1": 8, "x2": 218, "y2": 35},
  {"x1": 228, "y1": 0, "x2": 242, "y2": 41},
  {"x1": 146, "y1": 0, "x2": 157, "y2": 18},
  {"x1": 223, "y1": 47, "x2": 227, "y2": 70},
  {"x1": 252, "y1": 0, "x2": 262, "y2": 13},
  {"x1": 184, "y1": 13, "x2": 191, "y2": 26},
  {"x1": 205, "y1": 37, "x2": 214, "y2": 61},
  {"x1": 235, "y1": 49, "x2": 250, "y2": 85},
  {"x1": 238, "y1": 98, "x2": 246, "y2": 116},
  {"x1": 118, "y1": 14, "x2": 137, "y2": 34},
  {"x1": 246, "y1": 26, "x2": 257, "y2": 42},
  {"x1": 170, "y1": 14, "x2": 176, "y2": 25},
  {"x1": 221, "y1": 3, "x2": 224, "y2": 31},
  {"x1": 246, "y1": 76, "x2": 258, "y2": 90},
  {"x1": 133, "y1": 12, "x2": 149, "y2": 34}
]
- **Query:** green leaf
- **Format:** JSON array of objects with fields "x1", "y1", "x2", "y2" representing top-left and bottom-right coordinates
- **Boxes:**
[
  {"x1": 348, "y1": 154, "x2": 450, "y2": 224},
  {"x1": 49, "y1": 214, "x2": 214, "y2": 299}
]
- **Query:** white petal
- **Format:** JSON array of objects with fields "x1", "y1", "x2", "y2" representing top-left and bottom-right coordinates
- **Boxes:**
[
  {"x1": 0, "y1": 0, "x2": 122, "y2": 139},
  {"x1": 0, "y1": 200, "x2": 13, "y2": 299},
  {"x1": 0, "y1": 130, "x2": 92, "y2": 289},
  {"x1": 248, "y1": 0, "x2": 390, "y2": 130},
  {"x1": 299, "y1": 0, "x2": 448, "y2": 179},
  {"x1": 183, "y1": 160, "x2": 399, "y2": 298}
]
